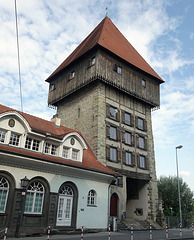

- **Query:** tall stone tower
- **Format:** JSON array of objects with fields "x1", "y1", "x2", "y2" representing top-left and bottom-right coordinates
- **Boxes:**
[{"x1": 46, "y1": 17, "x2": 164, "y2": 224}]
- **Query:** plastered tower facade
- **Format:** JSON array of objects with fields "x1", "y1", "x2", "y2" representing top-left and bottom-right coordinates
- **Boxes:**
[{"x1": 46, "y1": 17, "x2": 164, "y2": 223}]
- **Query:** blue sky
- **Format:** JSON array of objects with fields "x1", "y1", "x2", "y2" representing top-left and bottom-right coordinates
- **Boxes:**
[{"x1": 0, "y1": 0, "x2": 194, "y2": 192}]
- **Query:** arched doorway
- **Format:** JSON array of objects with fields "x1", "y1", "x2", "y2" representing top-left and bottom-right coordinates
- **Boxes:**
[
  {"x1": 110, "y1": 193, "x2": 118, "y2": 217},
  {"x1": 56, "y1": 182, "x2": 78, "y2": 227}
]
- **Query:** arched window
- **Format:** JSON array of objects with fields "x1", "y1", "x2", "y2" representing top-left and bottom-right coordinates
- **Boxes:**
[
  {"x1": 59, "y1": 185, "x2": 74, "y2": 196},
  {"x1": 87, "y1": 190, "x2": 96, "y2": 206},
  {"x1": 0, "y1": 176, "x2": 9, "y2": 212},
  {"x1": 24, "y1": 181, "x2": 44, "y2": 214}
]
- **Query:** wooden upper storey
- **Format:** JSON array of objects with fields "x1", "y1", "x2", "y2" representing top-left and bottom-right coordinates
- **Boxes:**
[{"x1": 47, "y1": 17, "x2": 163, "y2": 107}]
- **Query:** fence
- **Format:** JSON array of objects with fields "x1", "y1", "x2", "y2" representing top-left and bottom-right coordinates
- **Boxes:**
[{"x1": 166, "y1": 216, "x2": 194, "y2": 228}]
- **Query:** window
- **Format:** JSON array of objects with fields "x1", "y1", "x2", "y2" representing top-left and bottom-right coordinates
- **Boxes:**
[
  {"x1": 68, "y1": 71, "x2": 75, "y2": 80},
  {"x1": 0, "y1": 176, "x2": 9, "y2": 212},
  {"x1": 59, "y1": 186, "x2": 74, "y2": 196},
  {"x1": 138, "y1": 118, "x2": 144, "y2": 130},
  {"x1": 110, "y1": 106, "x2": 117, "y2": 120},
  {"x1": 44, "y1": 143, "x2": 57, "y2": 155},
  {"x1": 110, "y1": 126, "x2": 117, "y2": 140},
  {"x1": 25, "y1": 181, "x2": 44, "y2": 214},
  {"x1": 125, "y1": 112, "x2": 131, "y2": 125},
  {"x1": 62, "y1": 147, "x2": 69, "y2": 158},
  {"x1": 140, "y1": 155, "x2": 146, "y2": 169},
  {"x1": 91, "y1": 57, "x2": 96, "y2": 65},
  {"x1": 25, "y1": 137, "x2": 40, "y2": 151},
  {"x1": 72, "y1": 149, "x2": 79, "y2": 160},
  {"x1": 113, "y1": 64, "x2": 122, "y2": 74},
  {"x1": 126, "y1": 152, "x2": 132, "y2": 166},
  {"x1": 139, "y1": 136, "x2": 145, "y2": 149},
  {"x1": 142, "y1": 79, "x2": 146, "y2": 87},
  {"x1": 0, "y1": 129, "x2": 6, "y2": 143},
  {"x1": 125, "y1": 132, "x2": 131, "y2": 145},
  {"x1": 9, "y1": 132, "x2": 20, "y2": 146},
  {"x1": 87, "y1": 190, "x2": 96, "y2": 206},
  {"x1": 50, "y1": 83, "x2": 55, "y2": 91},
  {"x1": 110, "y1": 147, "x2": 117, "y2": 162}
]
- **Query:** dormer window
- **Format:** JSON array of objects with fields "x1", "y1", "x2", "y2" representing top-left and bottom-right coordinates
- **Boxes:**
[
  {"x1": 72, "y1": 149, "x2": 79, "y2": 160},
  {"x1": 9, "y1": 132, "x2": 20, "y2": 146},
  {"x1": 62, "y1": 147, "x2": 69, "y2": 158},
  {"x1": 25, "y1": 137, "x2": 40, "y2": 152},
  {"x1": 45, "y1": 143, "x2": 57, "y2": 155},
  {"x1": 0, "y1": 129, "x2": 6, "y2": 143}
]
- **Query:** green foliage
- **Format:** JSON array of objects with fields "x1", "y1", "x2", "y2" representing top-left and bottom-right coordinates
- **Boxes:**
[{"x1": 158, "y1": 176, "x2": 193, "y2": 217}]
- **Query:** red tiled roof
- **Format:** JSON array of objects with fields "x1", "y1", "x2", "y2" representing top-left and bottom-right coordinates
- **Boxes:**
[
  {"x1": 46, "y1": 17, "x2": 164, "y2": 82},
  {"x1": 0, "y1": 104, "x2": 74, "y2": 139},
  {"x1": 0, "y1": 104, "x2": 116, "y2": 176}
]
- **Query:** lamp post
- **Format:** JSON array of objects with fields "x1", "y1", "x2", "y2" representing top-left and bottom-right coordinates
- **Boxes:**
[
  {"x1": 15, "y1": 176, "x2": 29, "y2": 237},
  {"x1": 176, "y1": 145, "x2": 183, "y2": 227}
]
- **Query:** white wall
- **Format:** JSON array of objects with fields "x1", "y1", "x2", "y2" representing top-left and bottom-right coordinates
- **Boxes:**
[{"x1": 1, "y1": 165, "x2": 109, "y2": 229}]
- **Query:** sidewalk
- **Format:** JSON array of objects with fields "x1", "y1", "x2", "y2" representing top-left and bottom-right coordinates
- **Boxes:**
[{"x1": 3, "y1": 229, "x2": 194, "y2": 240}]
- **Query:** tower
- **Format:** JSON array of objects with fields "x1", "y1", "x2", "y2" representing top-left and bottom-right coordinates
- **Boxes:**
[{"x1": 46, "y1": 17, "x2": 164, "y2": 223}]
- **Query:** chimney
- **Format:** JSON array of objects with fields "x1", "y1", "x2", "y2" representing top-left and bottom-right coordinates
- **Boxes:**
[{"x1": 51, "y1": 114, "x2": 61, "y2": 127}]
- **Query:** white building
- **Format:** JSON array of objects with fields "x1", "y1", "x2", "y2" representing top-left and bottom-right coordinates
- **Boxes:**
[{"x1": 0, "y1": 104, "x2": 117, "y2": 236}]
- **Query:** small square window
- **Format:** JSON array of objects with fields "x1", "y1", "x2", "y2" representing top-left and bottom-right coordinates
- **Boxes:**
[
  {"x1": 117, "y1": 66, "x2": 122, "y2": 74},
  {"x1": 68, "y1": 71, "x2": 75, "y2": 80},
  {"x1": 91, "y1": 57, "x2": 96, "y2": 65},
  {"x1": 142, "y1": 79, "x2": 146, "y2": 87},
  {"x1": 50, "y1": 84, "x2": 55, "y2": 91},
  {"x1": 110, "y1": 147, "x2": 117, "y2": 162}
]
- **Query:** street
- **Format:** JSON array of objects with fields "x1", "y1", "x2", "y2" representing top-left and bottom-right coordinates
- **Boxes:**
[{"x1": 7, "y1": 229, "x2": 194, "y2": 240}]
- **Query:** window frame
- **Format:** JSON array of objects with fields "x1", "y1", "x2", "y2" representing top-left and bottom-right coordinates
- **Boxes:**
[
  {"x1": 125, "y1": 132, "x2": 131, "y2": 145},
  {"x1": 139, "y1": 136, "x2": 145, "y2": 149},
  {"x1": 87, "y1": 190, "x2": 97, "y2": 206},
  {"x1": 110, "y1": 126, "x2": 117, "y2": 140},
  {"x1": 110, "y1": 147, "x2": 117, "y2": 162},
  {"x1": 9, "y1": 132, "x2": 20, "y2": 146},
  {"x1": 24, "y1": 181, "x2": 45, "y2": 214},
  {"x1": 126, "y1": 151, "x2": 132, "y2": 166},
  {"x1": 110, "y1": 106, "x2": 117, "y2": 120},
  {"x1": 140, "y1": 155, "x2": 146, "y2": 169},
  {"x1": 0, "y1": 129, "x2": 6, "y2": 143},
  {"x1": 138, "y1": 118, "x2": 144, "y2": 130},
  {"x1": 25, "y1": 137, "x2": 40, "y2": 152},
  {"x1": 124, "y1": 112, "x2": 131, "y2": 125},
  {"x1": 0, "y1": 176, "x2": 9, "y2": 213}
]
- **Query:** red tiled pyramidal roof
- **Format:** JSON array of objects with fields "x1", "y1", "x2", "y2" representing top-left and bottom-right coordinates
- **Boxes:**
[
  {"x1": 46, "y1": 17, "x2": 163, "y2": 82},
  {"x1": 0, "y1": 103, "x2": 116, "y2": 176}
]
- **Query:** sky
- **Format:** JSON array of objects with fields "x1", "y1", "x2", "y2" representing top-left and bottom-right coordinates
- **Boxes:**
[{"x1": 0, "y1": 0, "x2": 194, "y2": 192}]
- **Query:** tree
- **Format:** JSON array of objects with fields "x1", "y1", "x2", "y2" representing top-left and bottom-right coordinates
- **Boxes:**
[{"x1": 158, "y1": 176, "x2": 193, "y2": 218}]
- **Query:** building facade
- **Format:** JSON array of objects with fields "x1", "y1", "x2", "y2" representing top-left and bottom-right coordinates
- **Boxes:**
[
  {"x1": 0, "y1": 104, "x2": 116, "y2": 236},
  {"x1": 46, "y1": 17, "x2": 164, "y2": 224}
]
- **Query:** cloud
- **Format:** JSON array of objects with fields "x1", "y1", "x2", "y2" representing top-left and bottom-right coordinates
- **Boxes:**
[{"x1": 180, "y1": 171, "x2": 190, "y2": 177}]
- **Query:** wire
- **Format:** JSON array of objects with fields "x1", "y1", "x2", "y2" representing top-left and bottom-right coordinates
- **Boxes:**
[{"x1": 14, "y1": 0, "x2": 23, "y2": 112}]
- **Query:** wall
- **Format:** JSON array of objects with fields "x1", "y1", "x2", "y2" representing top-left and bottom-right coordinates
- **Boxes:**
[{"x1": 0, "y1": 164, "x2": 110, "y2": 234}]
